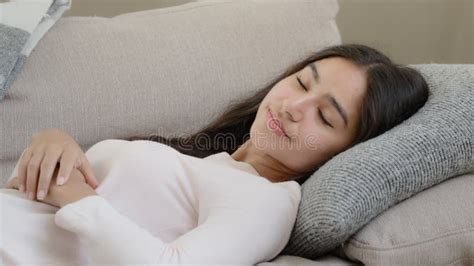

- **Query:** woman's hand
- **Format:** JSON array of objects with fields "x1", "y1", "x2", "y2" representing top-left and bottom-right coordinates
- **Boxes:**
[
  {"x1": 5, "y1": 167, "x2": 97, "y2": 208},
  {"x1": 17, "y1": 128, "x2": 98, "y2": 201}
]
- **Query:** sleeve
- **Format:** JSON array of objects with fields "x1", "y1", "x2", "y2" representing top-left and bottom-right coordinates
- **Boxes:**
[
  {"x1": 54, "y1": 191, "x2": 299, "y2": 265},
  {"x1": 83, "y1": 139, "x2": 132, "y2": 184}
]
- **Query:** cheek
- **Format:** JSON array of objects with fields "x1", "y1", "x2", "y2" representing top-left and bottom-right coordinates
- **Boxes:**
[
  {"x1": 288, "y1": 131, "x2": 337, "y2": 170},
  {"x1": 265, "y1": 83, "x2": 295, "y2": 100},
  {"x1": 295, "y1": 125, "x2": 329, "y2": 151}
]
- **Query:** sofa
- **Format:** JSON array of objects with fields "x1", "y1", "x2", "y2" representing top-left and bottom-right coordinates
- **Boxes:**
[{"x1": 1, "y1": 0, "x2": 472, "y2": 265}]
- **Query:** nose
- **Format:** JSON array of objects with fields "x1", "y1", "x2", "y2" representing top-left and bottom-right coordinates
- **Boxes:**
[{"x1": 283, "y1": 94, "x2": 319, "y2": 122}]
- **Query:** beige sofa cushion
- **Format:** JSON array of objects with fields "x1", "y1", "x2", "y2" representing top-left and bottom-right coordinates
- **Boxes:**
[
  {"x1": 342, "y1": 172, "x2": 474, "y2": 265},
  {"x1": 0, "y1": 0, "x2": 341, "y2": 183}
]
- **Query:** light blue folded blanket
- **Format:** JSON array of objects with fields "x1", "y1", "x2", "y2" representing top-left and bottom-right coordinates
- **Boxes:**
[{"x1": 0, "y1": 0, "x2": 71, "y2": 101}]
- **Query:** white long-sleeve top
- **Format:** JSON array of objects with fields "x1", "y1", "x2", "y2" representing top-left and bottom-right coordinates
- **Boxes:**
[{"x1": 1, "y1": 139, "x2": 301, "y2": 265}]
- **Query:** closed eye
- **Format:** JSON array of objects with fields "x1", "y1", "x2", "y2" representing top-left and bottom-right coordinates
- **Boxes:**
[
  {"x1": 297, "y1": 76, "x2": 333, "y2": 128},
  {"x1": 318, "y1": 109, "x2": 333, "y2": 128},
  {"x1": 296, "y1": 76, "x2": 308, "y2": 91}
]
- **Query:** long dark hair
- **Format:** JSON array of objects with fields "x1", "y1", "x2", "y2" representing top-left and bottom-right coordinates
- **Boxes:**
[{"x1": 128, "y1": 44, "x2": 429, "y2": 184}]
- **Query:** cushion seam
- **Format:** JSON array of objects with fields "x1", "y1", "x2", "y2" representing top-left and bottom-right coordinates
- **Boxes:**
[
  {"x1": 115, "y1": 1, "x2": 235, "y2": 17},
  {"x1": 347, "y1": 227, "x2": 474, "y2": 250},
  {"x1": 447, "y1": 257, "x2": 474, "y2": 265}
]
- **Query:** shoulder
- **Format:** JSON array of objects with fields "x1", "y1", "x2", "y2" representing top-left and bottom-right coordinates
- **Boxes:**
[
  {"x1": 229, "y1": 181, "x2": 301, "y2": 254},
  {"x1": 85, "y1": 139, "x2": 131, "y2": 155},
  {"x1": 86, "y1": 139, "x2": 177, "y2": 156},
  {"x1": 232, "y1": 180, "x2": 301, "y2": 224},
  {"x1": 84, "y1": 139, "x2": 176, "y2": 168},
  {"x1": 261, "y1": 181, "x2": 301, "y2": 214},
  {"x1": 273, "y1": 180, "x2": 302, "y2": 207}
]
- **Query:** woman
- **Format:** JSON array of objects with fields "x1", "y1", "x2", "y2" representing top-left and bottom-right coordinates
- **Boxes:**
[{"x1": 2, "y1": 44, "x2": 429, "y2": 265}]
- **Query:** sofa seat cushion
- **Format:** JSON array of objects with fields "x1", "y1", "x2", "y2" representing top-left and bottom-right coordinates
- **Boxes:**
[{"x1": 342, "y1": 172, "x2": 474, "y2": 265}]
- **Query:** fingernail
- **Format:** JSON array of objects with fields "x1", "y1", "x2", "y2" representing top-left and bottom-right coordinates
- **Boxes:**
[
  {"x1": 19, "y1": 184, "x2": 25, "y2": 192},
  {"x1": 28, "y1": 192, "x2": 34, "y2": 200},
  {"x1": 57, "y1": 176, "x2": 65, "y2": 186},
  {"x1": 37, "y1": 190, "x2": 45, "y2": 200}
]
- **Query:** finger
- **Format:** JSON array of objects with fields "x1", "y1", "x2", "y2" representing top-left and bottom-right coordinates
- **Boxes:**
[
  {"x1": 37, "y1": 149, "x2": 62, "y2": 200},
  {"x1": 77, "y1": 155, "x2": 98, "y2": 188},
  {"x1": 17, "y1": 148, "x2": 33, "y2": 193},
  {"x1": 26, "y1": 151, "x2": 45, "y2": 200},
  {"x1": 74, "y1": 157, "x2": 82, "y2": 168},
  {"x1": 56, "y1": 149, "x2": 79, "y2": 186}
]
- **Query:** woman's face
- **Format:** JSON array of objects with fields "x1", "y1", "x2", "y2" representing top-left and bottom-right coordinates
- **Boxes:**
[{"x1": 250, "y1": 57, "x2": 368, "y2": 179}]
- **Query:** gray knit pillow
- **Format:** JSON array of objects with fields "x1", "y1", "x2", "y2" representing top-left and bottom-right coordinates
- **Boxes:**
[{"x1": 282, "y1": 64, "x2": 474, "y2": 258}]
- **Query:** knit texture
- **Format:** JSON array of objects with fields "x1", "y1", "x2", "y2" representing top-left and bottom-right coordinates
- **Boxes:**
[
  {"x1": 0, "y1": 0, "x2": 70, "y2": 101},
  {"x1": 0, "y1": 24, "x2": 28, "y2": 100},
  {"x1": 282, "y1": 64, "x2": 474, "y2": 258}
]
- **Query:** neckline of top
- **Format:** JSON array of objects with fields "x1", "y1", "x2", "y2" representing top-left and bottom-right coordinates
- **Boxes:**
[{"x1": 205, "y1": 151, "x2": 261, "y2": 177}]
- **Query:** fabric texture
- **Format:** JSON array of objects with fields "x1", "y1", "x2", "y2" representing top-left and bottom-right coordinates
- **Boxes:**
[
  {"x1": 0, "y1": 0, "x2": 341, "y2": 186},
  {"x1": 282, "y1": 64, "x2": 474, "y2": 258},
  {"x1": 0, "y1": 0, "x2": 70, "y2": 100},
  {"x1": 1, "y1": 139, "x2": 301, "y2": 265},
  {"x1": 341, "y1": 172, "x2": 474, "y2": 265},
  {"x1": 259, "y1": 255, "x2": 356, "y2": 266}
]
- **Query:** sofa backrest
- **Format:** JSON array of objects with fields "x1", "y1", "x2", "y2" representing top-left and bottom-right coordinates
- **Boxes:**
[{"x1": 0, "y1": 0, "x2": 341, "y2": 183}]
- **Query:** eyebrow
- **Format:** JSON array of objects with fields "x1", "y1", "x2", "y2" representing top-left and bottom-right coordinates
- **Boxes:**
[
  {"x1": 309, "y1": 63, "x2": 320, "y2": 83},
  {"x1": 309, "y1": 63, "x2": 349, "y2": 128}
]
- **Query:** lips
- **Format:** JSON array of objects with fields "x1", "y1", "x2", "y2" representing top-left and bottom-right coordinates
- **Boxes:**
[{"x1": 268, "y1": 108, "x2": 289, "y2": 138}]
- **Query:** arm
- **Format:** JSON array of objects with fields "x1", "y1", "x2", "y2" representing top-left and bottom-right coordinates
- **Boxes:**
[
  {"x1": 4, "y1": 165, "x2": 97, "y2": 208},
  {"x1": 54, "y1": 192, "x2": 296, "y2": 265}
]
